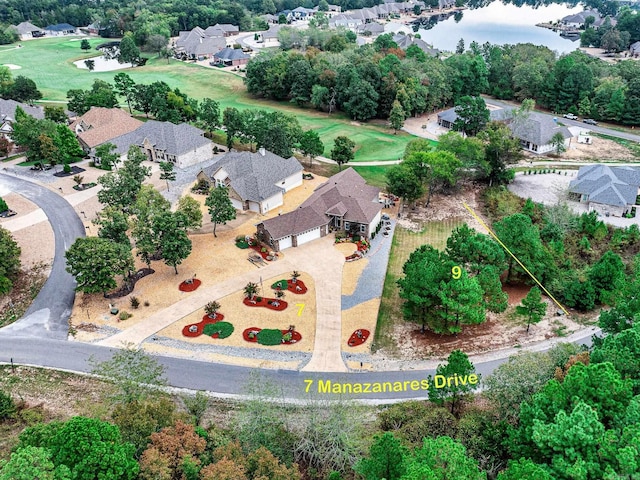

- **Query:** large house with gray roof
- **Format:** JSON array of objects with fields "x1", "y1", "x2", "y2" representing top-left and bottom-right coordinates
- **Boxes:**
[
  {"x1": 174, "y1": 26, "x2": 227, "y2": 59},
  {"x1": 197, "y1": 148, "x2": 303, "y2": 214},
  {"x1": 93, "y1": 120, "x2": 212, "y2": 169},
  {"x1": 569, "y1": 165, "x2": 640, "y2": 217},
  {"x1": 437, "y1": 106, "x2": 572, "y2": 154},
  {"x1": 257, "y1": 168, "x2": 382, "y2": 251},
  {"x1": 212, "y1": 47, "x2": 250, "y2": 66}
]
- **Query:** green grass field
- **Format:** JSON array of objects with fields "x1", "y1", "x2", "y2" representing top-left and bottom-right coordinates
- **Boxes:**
[
  {"x1": 372, "y1": 218, "x2": 463, "y2": 353},
  {"x1": 3, "y1": 37, "x2": 416, "y2": 162}
]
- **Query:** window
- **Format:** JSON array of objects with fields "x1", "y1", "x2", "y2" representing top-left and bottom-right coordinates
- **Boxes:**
[
  {"x1": 344, "y1": 222, "x2": 350, "y2": 230},
  {"x1": 360, "y1": 224, "x2": 366, "y2": 233}
]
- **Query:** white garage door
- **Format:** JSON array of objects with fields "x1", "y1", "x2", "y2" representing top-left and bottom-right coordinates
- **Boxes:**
[
  {"x1": 296, "y1": 228, "x2": 321, "y2": 246},
  {"x1": 278, "y1": 236, "x2": 292, "y2": 250},
  {"x1": 231, "y1": 198, "x2": 243, "y2": 210}
]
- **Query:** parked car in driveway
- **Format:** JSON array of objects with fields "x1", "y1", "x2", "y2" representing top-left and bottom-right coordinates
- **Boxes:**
[
  {"x1": 584, "y1": 118, "x2": 598, "y2": 125},
  {"x1": 563, "y1": 113, "x2": 578, "y2": 120}
]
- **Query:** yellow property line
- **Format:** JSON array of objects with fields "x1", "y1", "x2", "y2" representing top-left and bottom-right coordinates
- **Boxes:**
[{"x1": 462, "y1": 202, "x2": 569, "y2": 316}]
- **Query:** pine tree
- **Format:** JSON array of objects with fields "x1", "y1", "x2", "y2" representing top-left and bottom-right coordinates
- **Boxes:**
[{"x1": 516, "y1": 286, "x2": 547, "y2": 333}]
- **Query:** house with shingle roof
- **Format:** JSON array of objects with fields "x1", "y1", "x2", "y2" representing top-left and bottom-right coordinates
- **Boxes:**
[
  {"x1": 437, "y1": 106, "x2": 572, "y2": 154},
  {"x1": 11, "y1": 21, "x2": 44, "y2": 40},
  {"x1": 212, "y1": 47, "x2": 251, "y2": 66},
  {"x1": 211, "y1": 24, "x2": 240, "y2": 36},
  {"x1": 196, "y1": 148, "x2": 303, "y2": 214},
  {"x1": 175, "y1": 27, "x2": 227, "y2": 59},
  {"x1": 70, "y1": 107, "x2": 143, "y2": 151},
  {"x1": 569, "y1": 165, "x2": 640, "y2": 217},
  {"x1": 257, "y1": 168, "x2": 382, "y2": 251},
  {"x1": 0, "y1": 99, "x2": 44, "y2": 138},
  {"x1": 44, "y1": 23, "x2": 77, "y2": 35},
  {"x1": 392, "y1": 34, "x2": 439, "y2": 56},
  {"x1": 93, "y1": 120, "x2": 213, "y2": 169}
]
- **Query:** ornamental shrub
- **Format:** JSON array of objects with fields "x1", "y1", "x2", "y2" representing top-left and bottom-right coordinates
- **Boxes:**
[
  {"x1": 257, "y1": 328, "x2": 283, "y2": 345},
  {"x1": 0, "y1": 389, "x2": 16, "y2": 419},
  {"x1": 0, "y1": 197, "x2": 7, "y2": 212},
  {"x1": 203, "y1": 321, "x2": 234, "y2": 339},
  {"x1": 63, "y1": 162, "x2": 71, "y2": 173}
]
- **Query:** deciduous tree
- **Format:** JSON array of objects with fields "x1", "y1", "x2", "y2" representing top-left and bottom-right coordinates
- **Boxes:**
[
  {"x1": 331, "y1": 136, "x2": 355, "y2": 171},
  {"x1": 205, "y1": 186, "x2": 236, "y2": 237},
  {"x1": 389, "y1": 100, "x2": 405, "y2": 134},
  {"x1": 176, "y1": 195, "x2": 203, "y2": 230},
  {"x1": 453, "y1": 96, "x2": 490, "y2": 136},
  {"x1": 158, "y1": 161, "x2": 176, "y2": 191},
  {"x1": 65, "y1": 237, "x2": 134, "y2": 296},
  {"x1": 299, "y1": 129, "x2": 324, "y2": 166},
  {"x1": 0, "y1": 225, "x2": 21, "y2": 295}
]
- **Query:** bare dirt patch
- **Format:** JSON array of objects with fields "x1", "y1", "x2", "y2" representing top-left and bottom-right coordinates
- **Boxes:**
[{"x1": 528, "y1": 135, "x2": 638, "y2": 161}]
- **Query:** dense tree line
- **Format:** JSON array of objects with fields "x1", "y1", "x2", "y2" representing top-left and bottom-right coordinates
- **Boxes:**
[{"x1": 245, "y1": 36, "x2": 640, "y2": 126}]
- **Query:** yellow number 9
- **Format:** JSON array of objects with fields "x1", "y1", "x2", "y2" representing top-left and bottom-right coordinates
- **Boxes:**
[{"x1": 452, "y1": 266, "x2": 462, "y2": 279}]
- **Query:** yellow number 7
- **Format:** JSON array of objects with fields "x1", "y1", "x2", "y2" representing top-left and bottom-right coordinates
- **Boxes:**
[{"x1": 296, "y1": 303, "x2": 305, "y2": 316}]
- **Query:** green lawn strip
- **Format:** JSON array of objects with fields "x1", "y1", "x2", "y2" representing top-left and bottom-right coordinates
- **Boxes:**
[
  {"x1": 16, "y1": 38, "x2": 413, "y2": 162},
  {"x1": 352, "y1": 165, "x2": 393, "y2": 189},
  {"x1": 202, "y1": 321, "x2": 234, "y2": 339},
  {"x1": 373, "y1": 219, "x2": 462, "y2": 353}
]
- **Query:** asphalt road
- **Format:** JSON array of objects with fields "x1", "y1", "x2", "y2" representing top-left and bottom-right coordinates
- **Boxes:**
[{"x1": 0, "y1": 173, "x2": 85, "y2": 339}]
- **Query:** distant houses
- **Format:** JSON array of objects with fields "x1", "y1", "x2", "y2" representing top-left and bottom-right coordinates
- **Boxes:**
[
  {"x1": 197, "y1": 148, "x2": 303, "y2": 214},
  {"x1": 174, "y1": 26, "x2": 228, "y2": 60},
  {"x1": 44, "y1": 23, "x2": 78, "y2": 36},
  {"x1": 569, "y1": 165, "x2": 640, "y2": 217},
  {"x1": 11, "y1": 22, "x2": 44, "y2": 40},
  {"x1": 560, "y1": 9, "x2": 616, "y2": 29}
]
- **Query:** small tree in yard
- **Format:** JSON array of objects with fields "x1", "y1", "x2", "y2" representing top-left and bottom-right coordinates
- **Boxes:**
[
  {"x1": 0, "y1": 197, "x2": 8, "y2": 213},
  {"x1": 205, "y1": 185, "x2": 236, "y2": 237},
  {"x1": 516, "y1": 286, "x2": 547, "y2": 333},
  {"x1": 292, "y1": 270, "x2": 301, "y2": 283},
  {"x1": 331, "y1": 136, "x2": 355, "y2": 171},
  {"x1": 550, "y1": 132, "x2": 567, "y2": 155},
  {"x1": 0, "y1": 226, "x2": 21, "y2": 295},
  {"x1": 159, "y1": 161, "x2": 176, "y2": 191},
  {"x1": 299, "y1": 129, "x2": 324, "y2": 167},
  {"x1": 95, "y1": 142, "x2": 119, "y2": 170},
  {"x1": 389, "y1": 100, "x2": 405, "y2": 134},
  {"x1": 81, "y1": 39, "x2": 91, "y2": 51},
  {"x1": 73, "y1": 175, "x2": 84, "y2": 187},
  {"x1": 244, "y1": 282, "x2": 258, "y2": 300},
  {"x1": 0, "y1": 136, "x2": 13, "y2": 159},
  {"x1": 204, "y1": 301, "x2": 221, "y2": 318}
]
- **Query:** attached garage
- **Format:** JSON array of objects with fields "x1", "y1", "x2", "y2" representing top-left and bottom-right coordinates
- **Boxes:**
[
  {"x1": 295, "y1": 228, "x2": 321, "y2": 246},
  {"x1": 230, "y1": 198, "x2": 243, "y2": 210},
  {"x1": 278, "y1": 236, "x2": 293, "y2": 250}
]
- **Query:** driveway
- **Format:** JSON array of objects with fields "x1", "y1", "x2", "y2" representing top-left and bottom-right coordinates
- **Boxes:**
[{"x1": 0, "y1": 173, "x2": 85, "y2": 339}]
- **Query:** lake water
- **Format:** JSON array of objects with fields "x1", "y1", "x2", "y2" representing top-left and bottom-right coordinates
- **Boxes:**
[{"x1": 416, "y1": 2, "x2": 585, "y2": 54}]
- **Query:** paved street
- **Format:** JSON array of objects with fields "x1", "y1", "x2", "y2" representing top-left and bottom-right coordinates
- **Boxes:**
[{"x1": 0, "y1": 173, "x2": 85, "y2": 339}]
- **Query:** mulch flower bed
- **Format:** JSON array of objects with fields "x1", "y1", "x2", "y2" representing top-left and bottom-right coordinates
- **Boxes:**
[
  {"x1": 243, "y1": 297, "x2": 287, "y2": 311},
  {"x1": 72, "y1": 182, "x2": 97, "y2": 191},
  {"x1": 242, "y1": 327, "x2": 302, "y2": 345},
  {"x1": 348, "y1": 329, "x2": 370, "y2": 347},
  {"x1": 179, "y1": 279, "x2": 201, "y2": 292},
  {"x1": 271, "y1": 279, "x2": 308, "y2": 294},
  {"x1": 182, "y1": 313, "x2": 224, "y2": 337}
]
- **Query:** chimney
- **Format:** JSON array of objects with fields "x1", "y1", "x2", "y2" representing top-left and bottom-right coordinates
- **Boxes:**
[{"x1": 259, "y1": 147, "x2": 266, "y2": 156}]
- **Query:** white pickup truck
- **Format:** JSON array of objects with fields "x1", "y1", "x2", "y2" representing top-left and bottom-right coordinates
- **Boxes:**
[{"x1": 563, "y1": 113, "x2": 578, "y2": 120}]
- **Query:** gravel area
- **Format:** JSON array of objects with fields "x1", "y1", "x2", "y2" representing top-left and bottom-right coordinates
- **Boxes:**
[{"x1": 341, "y1": 218, "x2": 395, "y2": 310}]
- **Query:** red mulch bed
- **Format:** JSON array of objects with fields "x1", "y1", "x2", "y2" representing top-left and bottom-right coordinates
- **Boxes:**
[
  {"x1": 243, "y1": 297, "x2": 288, "y2": 311},
  {"x1": 250, "y1": 245, "x2": 271, "y2": 260},
  {"x1": 243, "y1": 327, "x2": 262, "y2": 342},
  {"x1": 242, "y1": 327, "x2": 302, "y2": 344},
  {"x1": 348, "y1": 329, "x2": 370, "y2": 347},
  {"x1": 182, "y1": 313, "x2": 224, "y2": 337},
  {"x1": 286, "y1": 279, "x2": 307, "y2": 294},
  {"x1": 179, "y1": 279, "x2": 202, "y2": 292}
]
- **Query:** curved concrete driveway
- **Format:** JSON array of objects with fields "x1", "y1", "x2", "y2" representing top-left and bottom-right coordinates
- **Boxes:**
[{"x1": 0, "y1": 173, "x2": 85, "y2": 338}]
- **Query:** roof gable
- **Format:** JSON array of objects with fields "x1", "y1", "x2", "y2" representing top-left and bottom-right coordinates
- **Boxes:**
[{"x1": 569, "y1": 165, "x2": 640, "y2": 207}]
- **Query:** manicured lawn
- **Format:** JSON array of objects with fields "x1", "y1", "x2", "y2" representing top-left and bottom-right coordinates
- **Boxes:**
[
  {"x1": 372, "y1": 218, "x2": 463, "y2": 353},
  {"x1": 6, "y1": 37, "x2": 415, "y2": 162},
  {"x1": 352, "y1": 165, "x2": 394, "y2": 189}
]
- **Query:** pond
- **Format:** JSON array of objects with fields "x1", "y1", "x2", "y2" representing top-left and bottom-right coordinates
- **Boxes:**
[{"x1": 416, "y1": 2, "x2": 585, "y2": 53}]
